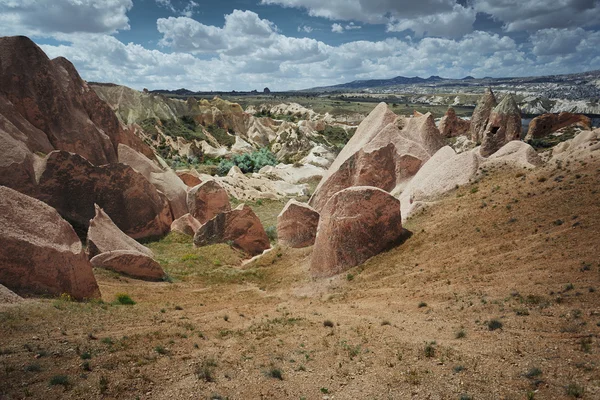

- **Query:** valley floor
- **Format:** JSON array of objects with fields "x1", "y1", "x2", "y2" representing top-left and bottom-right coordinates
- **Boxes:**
[{"x1": 1, "y1": 157, "x2": 599, "y2": 400}]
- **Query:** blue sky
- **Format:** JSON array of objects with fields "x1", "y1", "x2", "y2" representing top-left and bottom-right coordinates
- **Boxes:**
[{"x1": 1, "y1": 0, "x2": 599, "y2": 91}]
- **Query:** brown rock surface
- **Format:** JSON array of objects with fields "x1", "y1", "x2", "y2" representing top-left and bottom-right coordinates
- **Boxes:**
[
  {"x1": 525, "y1": 112, "x2": 591, "y2": 141},
  {"x1": 481, "y1": 94, "x2": 522, "y2": 157},
  {"x1": 177, "y1": 170, "x2": 203, "y2": 187},
  {"x1": 276, "y1": 200, "x2": 320, "y2": 248},
  {"x1": 87, "y1": 205, "x2": 154, "y2": 259},
  {"x1": 171, "y1": 213, "x2": 202, "y2": 236},
  {"x1": 469, "y1": 88, "x2": 497, "y2": 143},
  {"x1": 37, "y1": 150, "x2": 172, "y2": 239},
  {"x1": 310, "y1": 186, "x2": 405, "y2": 278},
  {"x1": 0, "y1": 186, "x2": 100, "y2": 299},
  {"x1": 439, "y1": 108, "x2": 470, "y2": 138},
  {"x1": 194, "y1": 204, "x2": 270, "y2": 256},
  {"x1": 309, "y1": 103, "x2": 443, "y2": 212},
  {"x1": 90, "y1": 250, "x2": 165, "y2": 281},
  {"x1": 0, "y1": 284, "x2": 24, "y2": 304},
  {"x1": 187, "y1": 181, "x2": 232, "y2": 224}
]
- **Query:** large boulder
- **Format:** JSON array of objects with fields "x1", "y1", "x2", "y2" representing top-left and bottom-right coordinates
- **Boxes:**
[
  {"x1": 525, "y1": 112, "x2": 592, "y2": 141},
  {"x1": 176, "y1": 170, "x2": 203, "y2": 187},
  {"x1": 90, "y1": 250, "x2": 165, "y2": 281},
  {"x1": 439, "y1": 108, "x2": 470, "y2": 138},
  {"x1": 0, "y1": 284, "x2": 23, "y2": 304},
  {"x1": 399, "y1": 147, "x2": 481, "y2": 221},
  {"x1": 310, "y1": 187, "x2": 404, "y2": 277},
  {"x1": 86, "y1": 205, "x2": 154, "y2": 259},
  {"x1": 118, "y1": 144, "x2": 188, "y2": 219},
  {"x1": 0, "y1": 186, "x2": 100, "y2": 300},
  {"x1": 309, "y1": 103, "x2": 444, "y2": 212},
  {"x1": 187, "y1": 181, "x2": 232, "y2": 224},
  {"x1": 193, "y1": 204, "x2": 270, "y2": 256},
  {"x1": 469, "y1": 88, "x2": 497, "y2": 143},
  {"x1": 277, "y1": 200, "x2": 320, "y2": 248},
  {"x1": 483, "y1": 141, "x2": 543, "y2": 169},
  {"x1": 551, "y1": 129, "x2": 600, "y2": 161},
  {"x1": 171, "y1": 213, "x2": 202, "y2": 236},
  {"x1": 480, "y1": 94, "x2": 522, "y2": 157},
  {"x1": 37, "y1": 150, "x2": 172, "y2": 239},
  {"x1": 259, "y1": 163, "x2": 326, "y2": 184}
]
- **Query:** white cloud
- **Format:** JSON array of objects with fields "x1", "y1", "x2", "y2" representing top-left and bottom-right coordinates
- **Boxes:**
[
  {"x1": 474, "y1": 0, "x2": 600, "y2": 32},
  {"x1": 0, "y1": 0, "x2": 133, "y2": 37},
  {"x1": 331, "y1": 23, "x2": 344, "y2": 33},
  {"x1": 297, "y1": 25, "x2": 313, "y2": 33},
  {"x1": 387, "y1": 4, "x2": 476, "y2": 39},
  {"x1": 345, "y1": 22, "x2": 361, "y2": 30}
]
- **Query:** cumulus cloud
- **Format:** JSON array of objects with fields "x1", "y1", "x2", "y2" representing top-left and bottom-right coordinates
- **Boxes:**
[
  {"x1": 331, "y1": 23, "x2": 344, "y2": 33},
  {"x1": 297, "y1": 25, "x2": 313, "y2": 33},
  {"x1": 474, "y1": 0, "x2": 600, "y2": 32},
  {"x1": 0, "y1": 0, "x2": 133, "y2": 37},
  {"x1": 387, "y1": 4, "x2": 476, "y2": 39}
]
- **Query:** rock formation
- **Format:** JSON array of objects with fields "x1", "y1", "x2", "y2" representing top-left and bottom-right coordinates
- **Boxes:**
[
  {"x1": 439, "y1": 108, "x2": 470, "y2": 137},
  {"x1": 309, "y1": 103, "x2": 444, "y2": 212},
  {"x1": 276, "y1": 200, "x2": 320, "y2": 248},
  {"x1": 86, "y1": 205, "x2": 154, "y2": 259},
  {"x1": 0, "y1": 186, "x2": 100, "y2": 300},
  {"x1": 187, "y1": 181, "x2": 232, "y2": 224},
  {"x1": 259, "y1": 163, "x2": 325, "y2": 184},
  {"x1": 483, "y1": 141, "x2": 543, "y2": 170},
  {"x1": 37, "y1": 150, "x2": 172, "y2": 239},
  {"x1": 0, "y1": 284, "x2": 23, "y2": 304},
  {"x1": 193, "y1": 204, "x2": 270, "y2": 256},
  {"x1": 525, "y1": 112, "x2": 591, "y2": 141},
  {"x1": 310, "y1": 186, "x2": 405, "y2": 277},
  {"x1": 470, "y1": 88, "x2": 497, "y2": 143},
  {"x1": 176, "y1": 170, "x2": 203, "y2": 187},
  {"x1": 480, "y1": 94, "x2": 522, "y2": 157},
  {"x1": 90, "y1": 250, "x2": 165, "y2": 281},
  {"x1": 171, "y1": 213, "x2": 202, "y2": 236}
]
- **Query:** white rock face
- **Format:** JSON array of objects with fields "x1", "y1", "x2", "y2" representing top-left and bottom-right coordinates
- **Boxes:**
[
  {"x1": 451, "y1": 135, "x2": 477, "y2": 154},
  {"x1": 201, "y1": 141, "x2": 230, "y2": 158},
  {"x1": 259, "y1": 163, "x2": 326, "y2": 184},
  {"x1": 231, "y1": 136, "x2": 254, "y2": 154},
  {"x1": 483, "y1": 141, "x2": 543, "y2": 169},
  {"x1": 300, "y1": 145, "x2": 336, "y2": 168},
  {"x1": 551, "y1": 129, "x2": 600, "y2": 161}
]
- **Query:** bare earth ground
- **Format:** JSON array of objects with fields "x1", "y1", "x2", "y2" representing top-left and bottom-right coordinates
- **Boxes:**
[{"x1": 1, "y1": 156, "x2": 599, "y2": 400}]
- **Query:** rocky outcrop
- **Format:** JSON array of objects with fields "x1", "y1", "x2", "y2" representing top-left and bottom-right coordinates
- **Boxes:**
[
  {"x1": 300, "y1": 145, "x2": 336, "y2": 169},
  {"x1": 86, "y1": 205, "x2": 154, "y2": 259},
  {"x1": 193, "y1": 204, "x2": 270, "y2": 256},
  {"x1": 470, "y1": 88, "x2": 497, "y2": 143},
  {"x1": 259, "y1": 163, "x2": 326, "y2": 184},
  {"x1": 439, "y1": 108, "x2": 470, "y2": 137},
  {"x1": 187, "y1": 181, "x2": 232, "y2": 224},
  {"x1": 483, "y1": 141, "x2": 542, "y2": 170},
  {"x1": 277, "y1": 200, "x2": 320, "y2": 248},
  {"x1": 310, "y1": 187, "x2": 405, "y2": 277},
  {"x1": 37, "y1": 150, "x2": 172, "y2": 239},
  {"x1": 90, "y1": 250, "x2": 165, "y2": 281},
  {"x1": 552, "y1": 128, "x2": 600, "y2": 161},
  {"x1": 0, "y1": 186, "x2": 100, "y2": 300},
  {"x1": 171, "y1": 213, "x2": 202, "y2": 236},
  {"x1": 118, "y1": 144, "x2": 188, "y2": 219},
  {"x1": 231, "y1": 136, "x2": 254, "y2": 154},
  {"x1": 0, "y1": 284, "x2": 23, "y2": 304},
  {"x1": 0, "y1": 36, "x2": 152, "y2": 167},
  {"x1": 525, "y1": 112, "x2": 591, "y2": 141},
  {"x1": 309, "y1": 103, "x2": 444, "y2": 212},
  {"x1": 480, "y1": 94, "x2": 522, "y2": 157}
]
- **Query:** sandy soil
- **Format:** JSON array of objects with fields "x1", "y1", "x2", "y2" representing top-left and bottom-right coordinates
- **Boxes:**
[{"x1": 1, "y1": 156, "x2": 599, "y2": 400}]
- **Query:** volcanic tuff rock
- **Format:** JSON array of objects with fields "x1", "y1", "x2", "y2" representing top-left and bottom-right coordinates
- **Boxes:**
[
  {"x1": 187, "y1": 181, "x2": 232, "y2": 224},
  {"x1": 552, "y1": 128, "x2": 600, "y2": 161},
  {"x1": 193, "y1": 204, "x2": 270, "y2": 256},
  {"x1": 171, "y1": 213, "x2": 202, "y2": 236},
  {"x1": 0, "y1": 36, "x2": 153, "y2": 167},
  {"x1": 439, "y1": 108, "x2": 470, "y2": 137},
  {"x1": 480, "y1": 94, "x2": 522, "y2": 157},
  {"x1": 37, "y1": 150, "x2": 172, "y2": 239},
  {"x1": 90, "y1": 250, "x2": 166, "y2": 281},
  {"x1": 310, "y1": 186, "x2": 405, "y2": 277},
  {"x1": 483, "y1": 141, "x2": 543, "y2": 170},
  {"x1": 0, "y1": 186, "x2": 100, "y2": 300},
  {"x1": 469, "y1": 88, "x2": 497, "y2": 143},
  {"x1": 309, "y1": 103, "x2": 444, "y2": 212},
  {"x1": 276, "y1": 200, "x2": 320, "y2": 248},
  {"x1": 0, "y1": 284, "x2": 23, "y2": 304},
  {"x1": 176, "y1": 170, "x2": 203, "y2": 187},
  {"x1": 525, "y1": 112, "x2": 592, "y2": 140},
  {"x1": 259, "y1": 163, "x2": 326, "y2": 184},
  {"x1": 86, "y1": 205, "x2": 154, "y2": 259}
]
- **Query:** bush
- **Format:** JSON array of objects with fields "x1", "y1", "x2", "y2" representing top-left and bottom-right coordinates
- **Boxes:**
[
  {"x1": 265, "y1": 225, "x2": 277, "y2": 243},
  {"x1": 115, "y1": 293, "x2": 135, "y2": 305},
  {"x1": 217, "y1": 148, "x2": 277, "y2": 176}
]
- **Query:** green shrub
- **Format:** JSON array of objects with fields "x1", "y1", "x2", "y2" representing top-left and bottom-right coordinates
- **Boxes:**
[
  {"x1": 115, "y1": 294, "x2": 135, "y2": 305},
  {"x1": 49, "y1": 375, "x2": 69, "y2": 387},
  {"x1": 217, "y1": 148, "x2": 277, "y2": 176},
  {"x1": 265, "y1": 225, "x2": 277, "y2": 243}
]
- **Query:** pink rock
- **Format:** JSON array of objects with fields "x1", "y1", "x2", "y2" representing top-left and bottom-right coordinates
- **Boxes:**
[
  {"x1": 90, "y1": 250, "x2": 165, "y2": 281},
  {"x1": 469, "y1": 88, "x2": 497, "y2": 143},
  {"x1": 310, "y1": 186, "x2": 404, "y2": 278},
  {"x1": 177, "y1": 170, "x2": 202, "y2": 187},
  {"x1": 194, "y1": 204, "x2": 270, "y2": 256},
  {"x1": 481, "y1": 94, "x2": 522, "y2": 157},
  {"x1": 187, "y1": 181, "x2": 231, "y2": 224},
  {"x1": 277, "y1": 199, "x2": 320, "y2": 248},
  {"x1": 0, "y1": 186, "x2": 100, "y2": 300},
  {"x1": 439, "y1": 108, "x2": 470, "y2": 138},
  {"x1": 171, "y1": 213, "x2": 202, "y2": 236}
]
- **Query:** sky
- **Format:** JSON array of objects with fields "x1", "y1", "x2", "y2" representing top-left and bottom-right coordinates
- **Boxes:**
[{"x1": 0, "y1": 0, "x2": 599, "y2": 91}]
